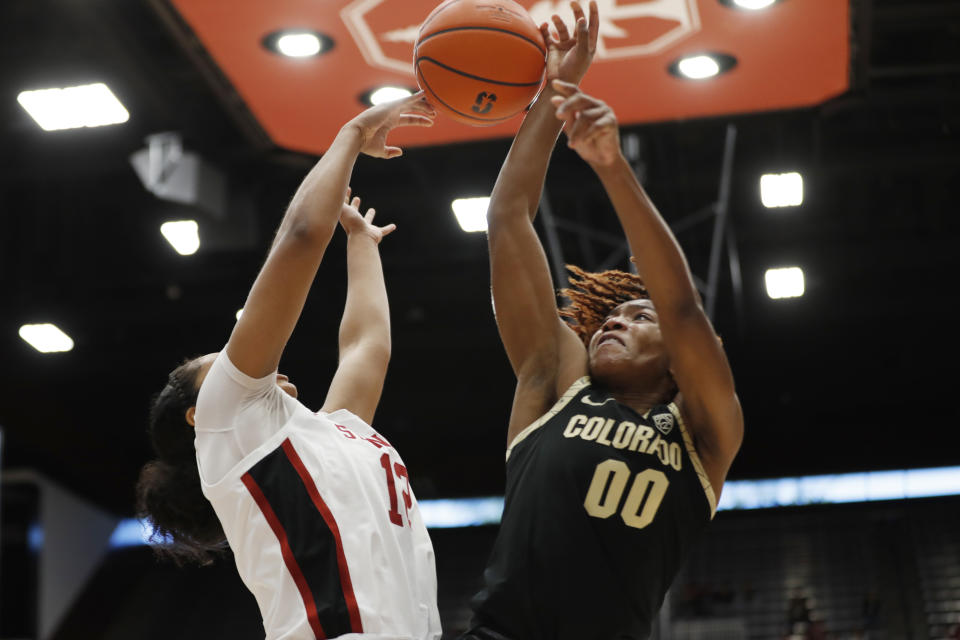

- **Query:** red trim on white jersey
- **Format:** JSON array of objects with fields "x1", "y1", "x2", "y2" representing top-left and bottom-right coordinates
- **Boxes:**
[
  {"x1": 241, "y1": 471, "x2": 327, "y2": 639},
  {"x1": 281, "y1": 439, "x2": 364, "y2": 633}
]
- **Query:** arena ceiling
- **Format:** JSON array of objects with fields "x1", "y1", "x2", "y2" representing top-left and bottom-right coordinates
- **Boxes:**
[{"x1": 1, "y1": 0, "x2": 958, "y2": 516}]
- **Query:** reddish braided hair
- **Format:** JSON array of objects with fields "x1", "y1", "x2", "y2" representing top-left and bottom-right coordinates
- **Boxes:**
[{"x1": 559, "y1": 264, "x2": 649, "y2": 346}]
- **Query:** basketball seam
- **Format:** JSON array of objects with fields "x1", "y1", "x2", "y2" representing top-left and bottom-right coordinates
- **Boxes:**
[
  {"x1": 416, "y1": 67, "x2": 521, "y2": 123},
  {"x1": 416, "y1": 57, "x2": 544, "y2": 87},
  {"x1": 416, "y1": 25, "x2": 546, "y2": 56},
  {"x1": 417, "y1": 0, "x2": 467, "y2": 37}
]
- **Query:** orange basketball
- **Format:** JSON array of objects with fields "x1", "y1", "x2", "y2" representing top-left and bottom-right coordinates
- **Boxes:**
[{"x1": 414, "y1": 0, "x2": 546, "y2": 126}]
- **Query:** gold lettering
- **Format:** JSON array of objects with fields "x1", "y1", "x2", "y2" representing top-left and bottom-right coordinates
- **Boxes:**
[
  {"x1": 630, "y1": 425, "x2": 655, "y2": 452},
  {"x1": 656, "y1": 439, "x2": 670, "y2": 465},
  {"x1": 647, "y1": 435, "x2": 663, "y2": 457},
  {"x1": 669, "y1": 442, "x2": 683, "y2": 471},
  {"x1": 612, "y1": 421, "x2": 636, "y2": 449},
  {"x1": 596, "y1": 419, "x2": 616, "y2": 446},
  {"x1": 581, "y1": 416, "x2": 605, "y2": 441},
  {"x1": 563, "y1": 414, "x2": 587, "y2": 438}
]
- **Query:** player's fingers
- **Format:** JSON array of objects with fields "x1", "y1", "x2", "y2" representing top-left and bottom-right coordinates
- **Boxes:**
[
  {"x1": 397, "y1": 114, "x2": 434, "y2": 128},
  {"x1": 575, "y1": 16, "x2": 589, "y2": 54},
  {"x1": 404, "y1": 105, "x2": 436, "y2": 119},
  {"x1": 571, "y1": 1, "x2": 586, "y2": 25},
  {"x1": 551, "y1": 14, "x2": 569, "y2": 41},
  {"x1": 351, "y1": 196, "x2": 362, "y2": 210},
  {"x1": 402, "y1": 90, "x2": 428, "y2": 107},
  {"x1": 364, "y1": 208, "x2": 376, "y2": 222},
  {"x1": 539, "y1": 22, "x2": 557, "y2": 45},
  {"x1": 385, "y1": 146, "x2": 403, "y2": 158},
  {"x1": 568, "y1": 112, "x2": 594, "y2": 144},
  {"x1": 380, "y1": 223, "x2": 397, "y2": 238},
  {"x1": 550, "y1": 94, "x2": 574, "y2": 122},
  {"x1": 550, "y1": 96, "x2": 582, "y2": 130},
  {"x1": 580, "y1": 105, "x2": 608, "y2": 123},
  {"x1": 550, "y1": 78, "x2": 578, "y2": 96},
  {"x1": 344, "y1": 186, "x2": 352, "y2": 203},
  {"x1": 568, "y1": 105, "x2": 608, "y2": 142},
  {"x1": 550, "y1": 101, "x2": 578, "y2": 131},
  {"x1": 401, "y1": 93, "x2": 437, "y2": 116},
  {"x1": 587, "y1": 0, "x2": 599, "y2": 51},
  {"x1": 554, "y1": 93, "x2": 602, "y2": 118},
  {"x1": 579, "y1": 113, "x2": 617, "y2": 144}
]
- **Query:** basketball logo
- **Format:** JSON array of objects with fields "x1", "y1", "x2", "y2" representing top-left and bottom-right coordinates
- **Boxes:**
[{"x1": 471, "y1": 92, "x2": 498, "y2": 114}]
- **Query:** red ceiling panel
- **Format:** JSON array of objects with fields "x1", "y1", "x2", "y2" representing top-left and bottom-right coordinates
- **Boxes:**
[{"x1": 167, "y1": 0, "x2": 849, "y2": 154}]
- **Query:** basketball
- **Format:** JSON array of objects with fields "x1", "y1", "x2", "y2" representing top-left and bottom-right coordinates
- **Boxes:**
[{"x1": 414, "y1": 0, "x2": 546, "y2": 126}]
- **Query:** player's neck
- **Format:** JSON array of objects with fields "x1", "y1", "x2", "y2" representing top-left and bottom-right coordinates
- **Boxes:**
[{"x1": 590, "y1": 381, "x2": 671, "y2": 416}]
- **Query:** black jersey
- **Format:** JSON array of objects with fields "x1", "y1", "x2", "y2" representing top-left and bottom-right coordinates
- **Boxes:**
[{"x1": 470, "y1": 377, "x2": 717, "y2": 640}]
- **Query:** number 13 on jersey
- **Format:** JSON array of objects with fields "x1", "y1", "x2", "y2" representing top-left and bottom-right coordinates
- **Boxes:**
[
  {"x1": 584, "y1": 459, "x2": 669, "y2": 529},
  {"x1": 380, "y1": 453, "x2": 412, "y2": 527}
]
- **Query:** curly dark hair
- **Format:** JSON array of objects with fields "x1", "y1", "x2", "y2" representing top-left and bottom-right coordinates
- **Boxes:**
[
  {"x1": 135, "y1": 358, "x2": 226, "y2": 565},
  {"x1": 558, "y1": 264, "x2": 649, "y2": 346}
]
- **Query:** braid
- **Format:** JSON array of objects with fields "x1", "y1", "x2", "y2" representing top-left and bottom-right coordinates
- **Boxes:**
[
  {"x1": 559, "y1": 264, "x2": 649, "y2": 346},
  {"x1": 164, "y1": 370, "x2": 192, "y2": 408}
]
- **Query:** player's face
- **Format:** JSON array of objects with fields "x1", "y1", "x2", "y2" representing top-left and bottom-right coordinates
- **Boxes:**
[
  {"x1": 587, "y1": 299, "x2": 670, "y2": 382},
  {"x1": 191, "y1": 352, "x2": 298, "y2": 398}
]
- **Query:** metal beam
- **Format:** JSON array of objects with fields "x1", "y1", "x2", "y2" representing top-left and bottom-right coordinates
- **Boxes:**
[{"x1": 705, "y1": 124, "x2": 737, "y2": 320}]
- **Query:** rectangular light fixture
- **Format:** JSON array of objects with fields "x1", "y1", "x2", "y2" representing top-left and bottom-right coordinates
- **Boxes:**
[
  {"x1": 17, "y1": 82, "x2": 129, "y2": 131},
  {"x1": 160, "y1": 220, "x2": 200, "y2": 256},
  {"x1": 19, "y1": 323, "x2": 75, "y2": 353},
  {"x1": 765, "y1": 266, "x2": 805, "y2": 299},
  {"x1": 451, "y1": 197, "x2": 490, "y2": 233},
  {"x1": 717, "y1": 466, "x2": 960, "y2": 511},
  {"x1": 760, "y1": 171, "x2": 803, "y2": 208}
]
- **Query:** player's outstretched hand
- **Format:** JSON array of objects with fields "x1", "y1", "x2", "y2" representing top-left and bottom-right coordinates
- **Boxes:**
[
  {"x1": 338, "y1": 187, "x2": 396, "y2": 244},
  {"x1": 344, "y1": 91, "x2": 436, "y2": 159},
  {"x1": 550, "y1": 79, "x2": 620, "y2": 168},
  {"x1": 539, "y1": 0, "x2": 598, "y2": 87}
]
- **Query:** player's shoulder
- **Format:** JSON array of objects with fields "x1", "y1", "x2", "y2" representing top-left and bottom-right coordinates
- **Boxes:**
[{"x1": 506, "y1": 375, "x2": 592, "y2": 456}]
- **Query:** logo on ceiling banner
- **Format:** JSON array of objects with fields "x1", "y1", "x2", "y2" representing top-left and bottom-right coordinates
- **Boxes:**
[{"x1": 341, "y1": 0, "x2": 702, "y2": 74}]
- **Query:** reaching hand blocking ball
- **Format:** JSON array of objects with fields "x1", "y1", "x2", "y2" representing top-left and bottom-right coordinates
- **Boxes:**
[{"x1": 414, "y1": 0, "x2": 546, "y2": 126}]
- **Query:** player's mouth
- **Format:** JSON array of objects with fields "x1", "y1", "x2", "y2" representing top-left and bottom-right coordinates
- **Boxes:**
[{"x1": 597, "y1": 334, "x2": 625, "y2": 347}]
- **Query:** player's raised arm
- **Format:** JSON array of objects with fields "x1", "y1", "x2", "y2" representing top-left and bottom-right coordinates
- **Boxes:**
[
  {"x1": 320, "y1": 194, "x2": 396, "y2": 424},
  {"x1": 551, "y1": 81, "x2": 743, "y2": 486},
  {"x1": 226, "y1": 94, "x2": 434, "y2": 380},
  {"x1": 487, "y1": 2, "x2": 599, "y2": 434}
]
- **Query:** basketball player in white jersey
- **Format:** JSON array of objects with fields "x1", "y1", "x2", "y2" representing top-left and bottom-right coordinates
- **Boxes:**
[{"x1": 136, "y1": 93, "x2": 443, "y2": 639}]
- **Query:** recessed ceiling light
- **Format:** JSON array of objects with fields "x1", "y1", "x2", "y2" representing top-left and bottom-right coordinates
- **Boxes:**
[
  {"x1": 451, "y1": 197, "x2": 490, "y2": 233},
  {"x1": 160, "y1": 220, "x2": 200, "y2": 256},
  {"x1": 765, "y1": 267, "x2": 805, "y2": 299},
  {"x1": 262, "y1": 30, "x2": 333, "y2": 58},
  {"x1": 760, "y1": 172, "x2": 804, "y2": 208},
  {"x1": 19, "y1": 323, "x2": 74, "y2": 353},
  {"x1": 363, "y1": 86, "x2": 415, "y2": 106},
  {"x1": 720, "y1": 0, "x2": 780, "y2": 10},
  {"x1": 17, "y1": 83, "x2": 129, "y2": 131},
  {"x1": 668, "y1": 53, "x2": 737, "y2": 80}
]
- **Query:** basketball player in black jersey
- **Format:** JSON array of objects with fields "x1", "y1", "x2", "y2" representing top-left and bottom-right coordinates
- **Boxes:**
[{"x1": 463, "y1": 3, "x2": 744, "y2": 639}]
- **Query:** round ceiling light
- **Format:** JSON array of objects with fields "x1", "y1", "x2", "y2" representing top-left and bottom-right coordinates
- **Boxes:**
[
  {"x1": 360, "y1": 86, "x2": 417, "y2": 106},
  {"x1": 262, "y1": 30, "x2": 333, "y2": 58},
  {"x1": 668, "y1": 53, "x2": 738, "y2": 80}
]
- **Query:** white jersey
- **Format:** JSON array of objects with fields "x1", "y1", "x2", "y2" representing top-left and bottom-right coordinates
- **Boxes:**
[{"x1": 194, "y1": 351, "x2": 441, "y2": 640}]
